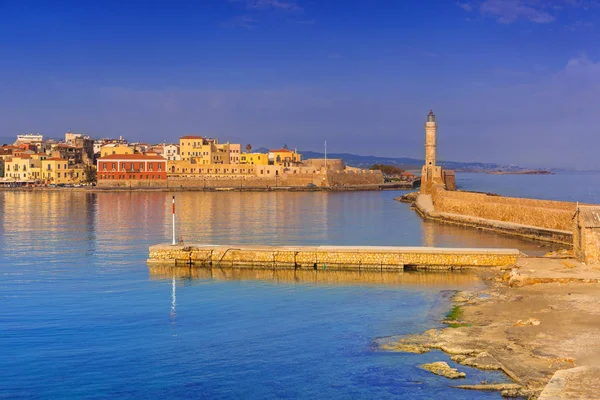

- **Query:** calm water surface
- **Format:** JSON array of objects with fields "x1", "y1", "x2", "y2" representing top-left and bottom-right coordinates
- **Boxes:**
[{"x1": 1, "y1": 173, "x2": 598, "y2": 399}]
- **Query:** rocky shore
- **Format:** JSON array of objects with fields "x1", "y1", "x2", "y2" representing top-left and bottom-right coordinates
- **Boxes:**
[{"x1": 381, "y1": 256, "x2": 600, "y2": 399}]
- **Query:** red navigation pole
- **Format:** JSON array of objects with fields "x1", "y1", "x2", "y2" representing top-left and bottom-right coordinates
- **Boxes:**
[{"x1": 172, "y1": 196, "x2": 176, "y2": 245}]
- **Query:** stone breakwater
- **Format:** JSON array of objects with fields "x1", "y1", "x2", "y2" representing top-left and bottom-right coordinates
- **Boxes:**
[
  {"x1": 147, "y1": 244, "x2": 519, "y2": 270},
  {"x1": 400, "y1": 191, "x2": 574, "y2": 245}
]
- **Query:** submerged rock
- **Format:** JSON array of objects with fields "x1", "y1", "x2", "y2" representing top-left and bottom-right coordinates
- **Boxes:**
[
  {"x1": 454, "y1": 383, "x2": 523, "y2": 392},
  {"x1": 419, "y1": 362, "x2": 466, "y2": 379},
  {"x1": 380, "y1": 342, "x2": 429, "y2": 354},
  {"x1": 452, "y1": 291, "x2": 475, "y2": 303},
  {"x1": 450, "y1": 355, "x2": 467, "y2": 363}
]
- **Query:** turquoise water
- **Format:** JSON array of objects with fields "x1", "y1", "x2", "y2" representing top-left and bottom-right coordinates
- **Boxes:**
[{"x1": 1, "y1": 173, "x2": 598, "y2": 399}]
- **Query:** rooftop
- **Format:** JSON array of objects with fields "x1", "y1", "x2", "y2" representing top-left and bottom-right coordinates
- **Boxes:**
[
  {"x1": 180, "y1": 135, "x2": 205, "y2": 139},
  {"x1": 98, "y1": 154, "x2": 167, "y2": 161}
]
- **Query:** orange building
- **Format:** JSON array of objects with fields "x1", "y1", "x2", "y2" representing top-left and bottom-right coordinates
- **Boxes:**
[{"x1": 96, "y1": 154, "x2": 167, "y2": 181}]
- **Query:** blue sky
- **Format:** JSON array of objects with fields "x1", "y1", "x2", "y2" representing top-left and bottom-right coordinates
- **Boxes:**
[{"x1": 1, "y1": 0, "x2": 599, "y2": 168}]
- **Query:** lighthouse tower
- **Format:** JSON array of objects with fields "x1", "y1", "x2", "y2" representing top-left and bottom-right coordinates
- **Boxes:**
[
  {"x1": 425, "y1": 109, "x2": 437, "y2": 167},
  {"x1": 421, "y1": 110, "x2": 444, "y2": 193}
]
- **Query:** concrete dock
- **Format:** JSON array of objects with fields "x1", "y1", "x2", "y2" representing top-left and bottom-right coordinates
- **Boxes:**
[{"x1": 148, "y1": 244, "x2": 520, "y2": 270}]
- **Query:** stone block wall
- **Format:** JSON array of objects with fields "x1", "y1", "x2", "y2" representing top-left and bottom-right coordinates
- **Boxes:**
[
  {"x1": 574, "y1": 227, "x2": 600, "y2": 264},
  {"x1": 326, "y1": 170, "x2": 384, "y2": 187},
  {"x1": 148, "y1": 244, "x2": 519, "y2": 270},
  {"x1": 168, "y1": 174, "x2": 322, "y2": 188},
  {"x1": 431, "y1": 188, "x2": 575, "y2": 231}
]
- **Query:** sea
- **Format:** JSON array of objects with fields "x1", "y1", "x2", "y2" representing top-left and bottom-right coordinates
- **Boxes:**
[{"x1": 1, "y1": 172, "x2": 599, "y2": 399}]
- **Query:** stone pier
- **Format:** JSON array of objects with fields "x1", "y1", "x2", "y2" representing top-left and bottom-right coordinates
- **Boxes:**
[{"x1": 148, "y1": 244, "x2": 519, "y2": 270}]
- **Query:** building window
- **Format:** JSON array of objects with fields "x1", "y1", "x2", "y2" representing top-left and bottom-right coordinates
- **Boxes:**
[
  {"x1": 58, "y1": 172, "x2": 61, "y2": 178},
  {"x1": 58, "y1": 164, "x2": 60, "y2": 169}
]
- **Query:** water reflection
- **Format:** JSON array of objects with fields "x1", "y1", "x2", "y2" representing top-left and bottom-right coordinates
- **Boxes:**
[
  {"x1": 0, "y1": 190, "x2": 565, "y2": 258},
  {"x1": 148, "y1": 265, "x2": 482, "y2": 288}
]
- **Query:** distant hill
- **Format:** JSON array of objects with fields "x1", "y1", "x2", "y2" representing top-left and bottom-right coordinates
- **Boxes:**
[{"x1": 299, "y1": 151, "x2": 514, "y2": 172}]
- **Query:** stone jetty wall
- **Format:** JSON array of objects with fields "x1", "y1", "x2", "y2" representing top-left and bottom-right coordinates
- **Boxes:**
[
  {"x1": 148, "y1": 244, "x2": 519, "y2": 270},
  {"x1": 431, "y1": 188, "x2": 576, "y2": 232}
]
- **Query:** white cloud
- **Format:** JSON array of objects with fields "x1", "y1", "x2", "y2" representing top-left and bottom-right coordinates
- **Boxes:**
[
  {"x1": 457, "y1": 2, "x2": 473, "y2": 12},
  {"x1": 459, "y1": 0, "x2": 597, "y2": 24},
  {"x1": 233, "y1": 0, "x2": 302, "y2": 13},
  {"x1": 480, "y1": 0, "x2": 555, "y2": 23}
]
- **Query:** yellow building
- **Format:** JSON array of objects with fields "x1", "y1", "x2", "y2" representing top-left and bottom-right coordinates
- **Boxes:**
[
  {"x1": 4, "y1": 155, "x2": 43, "y2": 181},
  {"x1": 42, "y1": 158, "x2": 70, "y2": 184},
  {"x1": 67, "y1": 166, "x2": 87, "y2": 183},
  {"x1": 179, "y1": 136, "x2": 242, "y2": 164},
  {"x1": 100, "y1": 144, "x2": 134, "y2": 158},
  {"x1": 239, "y1": 153, "x2": 269, "y2": 165},
  {"x1": 269, "y1": 148, "x2": 302, "y2": 167},
  {"x1": 5, "y1": 156, "x2": 31, "y2": 181},
  {"x1": 179, "y1": 136, "x2": 210, "y2": 161}
]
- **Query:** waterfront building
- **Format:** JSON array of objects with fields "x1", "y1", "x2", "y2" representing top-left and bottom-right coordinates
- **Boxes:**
[
  {"x1": 179, "y1": 136, "x2": 241, "y2": 164},
  {"x1": 179, "y1": 135, "x2": 212, "y2": 161},
  {"x1": 96, "y1": 154, "x2": 167, "y2": 183},
  {"x1": 42, "y1": 158, "x2": 70, "y2": 184},
  {"x1": 4, "y1": 155, "x2": 41, "y2": 181},
  {"x1": 239, "y1": 153, "x2": 268, "y2": 165},
  {"x1": 269, "y1": 148, "x2": 302, "y2": 167},
  {"x1": 162, "y1": 144, "x2": 180, "y2": 161},
  {"x1": 65, "y1": 132, "x2": 95, "y2": 163},
  {"x1": 51, "y1": 143, "x2": 83, "y2": 165}
]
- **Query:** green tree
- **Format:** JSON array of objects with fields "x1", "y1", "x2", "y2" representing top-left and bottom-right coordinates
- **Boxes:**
[
  {"x1": 369, "y1": 164, "x2": 405, "y2": 176},
  {"x1": 84, "y1": 165, "x2": 97, "y2": 184},
  {"x1": 245, "y1": 144, "x2": 252, "y2": 153}
]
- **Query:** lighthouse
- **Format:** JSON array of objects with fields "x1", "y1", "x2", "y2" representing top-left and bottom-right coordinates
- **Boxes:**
[{"x1": 420, "y1": 110, "x2": 444, "y2": 193}]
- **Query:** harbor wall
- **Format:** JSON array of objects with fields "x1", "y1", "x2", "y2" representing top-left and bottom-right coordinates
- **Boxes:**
[
  {"x1": 148, "y1": 244, "x2": 519, "y2": 270},
  {"x1": 431, "y1": 188, "x2": 575, "y2": 231},
  {"x1": 412, "y1": 187, "x2": 575, "y2": 245},
  {"x1": 98, "y1": 170, "x2": 384, "y2": 189}
]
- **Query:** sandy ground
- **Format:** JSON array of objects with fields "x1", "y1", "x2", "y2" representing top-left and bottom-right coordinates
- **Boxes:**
[{"x1": 382, "y1": 257, "x2": 600, "y2": 399}]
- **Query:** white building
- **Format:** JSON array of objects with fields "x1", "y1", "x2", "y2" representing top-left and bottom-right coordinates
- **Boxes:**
[
  {"x1": 16, "y1": 133, "x2": 43, "y2": 144},
  {"x1": 162, "y1": 144, "x2": 180, "y2": 161}
]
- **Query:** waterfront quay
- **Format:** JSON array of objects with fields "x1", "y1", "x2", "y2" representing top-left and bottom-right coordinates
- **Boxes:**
[{"x1": 148, "y1": 244, "x2": 519, "y2": 270}]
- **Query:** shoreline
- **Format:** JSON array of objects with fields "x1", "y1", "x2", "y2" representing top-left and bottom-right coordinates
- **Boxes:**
[
  {"x1": 380, "y1": 257, "x2": 600, "y2": 398},
  {"x1": 0, "y1": 182, "x2": 417, "y2": 193}
]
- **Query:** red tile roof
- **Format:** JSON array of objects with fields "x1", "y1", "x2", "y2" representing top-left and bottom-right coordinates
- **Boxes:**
[
  {"x1": 270, "y1": 148, "x2": 293, "y2": 153},
  {"x1": 180, "y1": 135, "x2": 204, "y2": 139},
  {"x1": 46, "y1": 157, "x2": 66, "y2": 161},
  {"x1": 98, "y1": 154, "x2": 167, "y2": 161}
]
